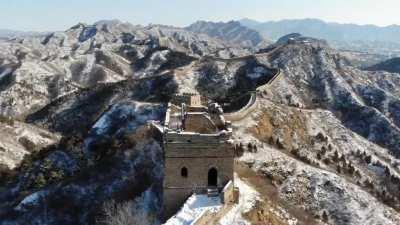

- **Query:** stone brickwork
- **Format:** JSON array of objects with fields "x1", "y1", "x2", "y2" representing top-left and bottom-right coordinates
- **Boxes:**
[
  {"x1": 164, "y1": 157, "x2": 233, "y2": 188},
  {"x1": 183, "y1": 113, "x2": 217, "y2": 133},
  {"x1": 162, "y1": 95, "x2": 234, "y2": 220},
  {"x1": 170, "y1": 93, "x2": 209, "y2": 107},
  {"x1": 221, "y1": 181, "x2": 239, "y2": 205},
  {"x1": 224, "y1": 69, "x2": 282, "y2": 122}
]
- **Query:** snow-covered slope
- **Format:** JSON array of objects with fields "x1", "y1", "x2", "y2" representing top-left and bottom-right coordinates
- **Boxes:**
[
  {"x1": 164, "y1": 195, "x2": 221, "y2": 225},
  {"x1": 0, "y1": 120, "x2": 60, "y2": 170},
  {"x1": 218, "y1": 177, "x2": 261, "y2": 225}
]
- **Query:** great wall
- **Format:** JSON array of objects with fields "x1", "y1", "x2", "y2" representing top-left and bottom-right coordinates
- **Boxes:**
[
  {"x1": 161, "y1": 61, "x2": 282, "y2": 223},
  {"x1": 224, "y1": 68, "x2": 282, "y2": 122}
]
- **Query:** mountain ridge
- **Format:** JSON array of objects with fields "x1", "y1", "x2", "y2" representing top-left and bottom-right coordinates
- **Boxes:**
[{"x1": 0, "y1": 20, "x2": 400, "y2": 225}]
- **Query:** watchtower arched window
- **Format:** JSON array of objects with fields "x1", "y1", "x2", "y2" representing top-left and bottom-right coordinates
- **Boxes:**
[
  {"x1": 208, "y1": 167, "x2": 218, "y2": 187},
  {"x1": 181, "y1": 167, "x2": 188, "y2": 178}
]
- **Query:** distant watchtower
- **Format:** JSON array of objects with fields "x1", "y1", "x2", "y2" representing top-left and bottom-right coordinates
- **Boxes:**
[{"x1": 162, "y1": 94, "x2": 234, "y2": 219}]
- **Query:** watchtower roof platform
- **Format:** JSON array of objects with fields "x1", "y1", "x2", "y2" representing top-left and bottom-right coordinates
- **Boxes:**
[{"x1": 164, "y1": 94, "x2": 232, "y2": 136}]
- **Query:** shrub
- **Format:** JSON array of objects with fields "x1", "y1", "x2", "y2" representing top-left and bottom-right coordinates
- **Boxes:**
[
  {"x1": 290, "y1": 148, "x2": 299, "y2": 156},
  {"x1": 322, "y1": 210, "x2": 329, "y2": 223},
  {"x1": 336, "y1": 165, "x2": 342, "y2": 174},
  {"x1": 268, "y1": 137, "x2": 274, "y2": 145},
  {"x1": 347, "y1": 163, "x2": 355, "y2": 175},
  {"x1": 364, "y1": 179, "x2": 374, "y2": 189},
  {"x1": 247, "y1": 142, "x2": 253, "y2": 152},
  {"x1": 99, "y1": 200, "x2": 155, "y2": 225},
  {"x1": 276, "y1": 138, "x2": 285, "y2": 149},
  {"x1": 323, "y1": 158, "x2": 332, "y2": 165},
  {"x1": 332, "y1": 151, "x2": 339, "y2": 162},
  {"x1": 365, "y1": 155, "x2": 372, "y2": 164},
  {"x1": 316, "y1": 132, "x2": 328, "y2": 142},
  {"x1": 320, "y1": 146, "x2": 327, "y2": 155},
  {"x1": 33, "y1": 173, "x2": 47, "y2": 189},
  {"x1": 0, "y1": 115, "x2": 14, "y2": 126},
  {"x1": 253, "y1": 145, "x2": 258, "y2": 153}
]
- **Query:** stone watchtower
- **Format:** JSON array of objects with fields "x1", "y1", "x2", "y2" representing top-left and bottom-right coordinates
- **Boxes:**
[{"x1": 162, "y1": 94, "x2": 234, "y2": 218}]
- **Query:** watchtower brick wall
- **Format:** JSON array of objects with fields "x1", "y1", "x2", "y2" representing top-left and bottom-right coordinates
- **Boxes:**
[{"x1": 162, "y1": 95, "x2": 234, "y2": 219}]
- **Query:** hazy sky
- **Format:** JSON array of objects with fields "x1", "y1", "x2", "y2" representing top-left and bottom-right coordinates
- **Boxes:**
[{"x1": 1, "y1": 0, "x2": 399, "y2": 31}]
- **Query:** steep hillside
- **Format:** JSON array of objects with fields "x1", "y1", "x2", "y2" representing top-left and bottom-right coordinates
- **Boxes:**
[
  {"x1": 230, "y1": 37, "x2": 400, "y2": 224},
  {"x1": 0, "y1": 119, "x2": 60, "y2": 172}
]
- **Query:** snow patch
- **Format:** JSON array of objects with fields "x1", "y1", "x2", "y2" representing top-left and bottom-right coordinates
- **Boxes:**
[
  {"x1": 219, "y1": 176, "x2": 260, "y2": 225},
  {"x1": 247, "y1": 66, "x2": 267, "y2": 79},
  {"x1": 91, "y1": 101, "x2": 160, "y2": 135},
  {"x1": 15, "y1": 190, "x2": 48, "y2": 211},
  {"x1": 164, "y1": 194, "x2": 221, "y2": 225}
]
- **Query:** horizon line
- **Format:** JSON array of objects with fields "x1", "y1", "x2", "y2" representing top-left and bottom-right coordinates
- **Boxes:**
[{"x1": 2, "y1": 17, "x2": 400, "y2": 32}]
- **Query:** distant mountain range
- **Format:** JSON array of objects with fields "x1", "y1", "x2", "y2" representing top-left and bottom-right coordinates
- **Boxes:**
[
  {"x1": 2, "y1": 18, "x2": 400, "y2": 58},
  {"x1": 185, "y1": 20, "x2": 270, "y2": 48},
  {"x1": 240, "y1": 18, "x2": 400, "y2": 44},
  {"x1": 0, "y1": 29, "x2": 47, "y2": 39}
]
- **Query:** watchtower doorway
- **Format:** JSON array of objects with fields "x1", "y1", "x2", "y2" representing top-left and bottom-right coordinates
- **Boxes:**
[{"x1": 208, "y1": 168, "x2": 218, "y2": 187}]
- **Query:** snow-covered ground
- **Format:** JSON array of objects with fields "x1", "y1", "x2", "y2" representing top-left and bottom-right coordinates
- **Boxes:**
[
  {"x1": 164, "y1": 176, "x2": 261, "y2": 225},
  {"x1": 219, "y1": 176, "x2": 260, "y2": 225},
  {"x1": 164, "y1": 194, "x2": 221, "y2": 225},
  {"x1": 15, "y1": 190, "x2": 49, "y2": 212}
]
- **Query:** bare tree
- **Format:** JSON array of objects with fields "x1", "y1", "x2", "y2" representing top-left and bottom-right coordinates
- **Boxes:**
[{"x1": 99, "y1": 200, "x2": 154, "y2": 225}]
